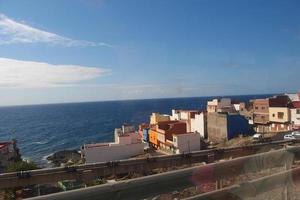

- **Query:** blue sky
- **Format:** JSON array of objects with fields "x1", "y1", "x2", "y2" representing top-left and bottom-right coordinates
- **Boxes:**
[{"x1": 0, "y1": 0, "x2": 299, "y2": 106}]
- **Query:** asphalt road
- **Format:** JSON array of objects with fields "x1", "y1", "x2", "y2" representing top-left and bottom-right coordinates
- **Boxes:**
[{"x1": 271, "y1": 131, "x2": 293, "y2": 141}]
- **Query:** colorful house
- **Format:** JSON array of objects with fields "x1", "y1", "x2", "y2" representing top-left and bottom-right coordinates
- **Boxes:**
[{"x1": 149, "y1": 121, "x2": 186, "y2": 149}]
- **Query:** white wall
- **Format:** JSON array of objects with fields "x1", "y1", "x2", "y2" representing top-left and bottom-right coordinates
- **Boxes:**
[
  {"x1": 233, "y1": 104, "x2": 240, "y2": 111},
  {"x1": 173, "y1": 133, "x2": 200, "y2": 154},
  {"x1": 180, "y1": 112, "x2": 189, "y2": 120},
  {"x1": 286, "y1": 93, "x2": 299, "y2": 101},
  {"x1": 291, "y1": 108, "x2": 300, "y2": 127},
  {"x1": 83, "y1": 143, "x2": 145, "y2": 164},
  {"x1": 171, "y1": 109, "x2": 180, "y2": 120},
  {"x1": 157, "y1": 132, "x2": 165, "y2": 143},
  {"x1": 191, "y1": 113, "x2": 205, "y2": 138}
]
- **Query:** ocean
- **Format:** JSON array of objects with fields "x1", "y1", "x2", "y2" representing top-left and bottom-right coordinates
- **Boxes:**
[{"x1": 0, "y1": 94, "x2": 272, "y2": 166}]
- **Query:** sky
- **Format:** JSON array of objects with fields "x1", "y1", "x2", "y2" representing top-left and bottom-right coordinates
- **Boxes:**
[{"x1": 0, "y1": 0, "x2": 299, "y2": 106}]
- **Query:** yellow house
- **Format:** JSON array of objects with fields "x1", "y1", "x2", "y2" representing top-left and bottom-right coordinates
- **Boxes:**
[
  {"x1": 269, "y1": 107, "x2": 291, "y2": 132},
  {"x1": 269, "y1": 107, "x2": 290, "y2": 123},
  {"x1": 150, "y1": 113, "x2": 170, "y2": 124}
]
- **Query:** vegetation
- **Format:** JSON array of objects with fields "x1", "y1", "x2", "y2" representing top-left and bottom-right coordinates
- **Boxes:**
[
  {"x1": 4, "y1": 160, "x2": 39, "y2": 200},
  {"x1": 6, "y1": 160, "x2": 38, "y2": 173}
]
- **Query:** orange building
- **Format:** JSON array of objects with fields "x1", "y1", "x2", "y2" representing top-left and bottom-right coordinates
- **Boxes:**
[
  {"x1": 149, "y1": 120, "x2": 187, "y2": 149},
  {"x1": 149, "y1": 129, "x2": 159, "y2": 147}
]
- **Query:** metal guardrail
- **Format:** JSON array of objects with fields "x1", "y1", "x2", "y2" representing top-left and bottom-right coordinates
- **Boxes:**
[
  {"x1": 0, "y1": 139, "x2": 296, "y2": 189},
  {"x1": 26, "y1": 146, "x2": 300, "y2": 200}
]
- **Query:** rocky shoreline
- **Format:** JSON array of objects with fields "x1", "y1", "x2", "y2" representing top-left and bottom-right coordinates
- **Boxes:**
[{"x1": 46, "y1": 150, "x2": 82, "y2": 167}]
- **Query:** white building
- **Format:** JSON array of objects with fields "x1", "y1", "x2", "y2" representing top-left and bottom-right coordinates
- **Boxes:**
[
  {"x1": 81, "y1": 125, "x2": 145, "y2": 164},
  {"x1": 233, "y1": 103, "x2": 240, "y2": 112},
  {"x1": 291, "y1": 101, "x2": 300, "y2": 130},
  {"x1": 170, "y1": 109, "x2": 180, "y2": 121},
  {"x1": 190, "y1": 113, "x2": 207, "y2": 138},
  {"x1": 172, "y1": 132, "x2": 201, "y2": 154},
  {"x1": 285, "y1": 93, "x2": 300, "y2": 102},
  {"x1": 171, "y1": 109, "x2": 207, "y2": 138}
]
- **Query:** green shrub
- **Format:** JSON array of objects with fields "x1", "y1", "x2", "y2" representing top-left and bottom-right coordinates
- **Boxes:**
[{"x1": 6, "y1": 161, "x2": 38, "y2": 173}]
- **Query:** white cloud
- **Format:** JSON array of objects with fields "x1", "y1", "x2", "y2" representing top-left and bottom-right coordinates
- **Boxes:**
[
  {"x1": 0, "y1": 57, "x2": 110, "y2": 88},
  {"x1": 0, "y1": 14, "x2": 113, "y2": 47}
]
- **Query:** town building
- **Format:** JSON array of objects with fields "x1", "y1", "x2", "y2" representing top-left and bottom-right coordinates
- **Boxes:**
[
  {"x1": 150, "y1": 113, "x2": 170, "y2": 124},
  {"x1": 81, "y1": 124, "x2": 145, "y2": 164},
  {"x1": 171, "y1": 109, "x2": 207, "y2": 138},
  {"x1": 231, "y1": 99, "x2": 241, "y2": 112},
  {"x1": 207, "y1": 98, "x2": 232, "y2": 113},
  {"x1": 149, "y1": 121, "x2": 186, "y2": 149},
  {"x1": 172, "y1": 132, "x2": 201, "y2": 154},
  {"x1": 239, "y1": 102, "x2": 254, "y2": 124},
  {"x1": 149, "y1": 120, "x2": 201, "y2": 153},
  {"x1": 285, "y1": 92, "x2": 300, "y2": 102},
  {"x1": 290, "y1": 101, "x2": 300, "y2": 130},
  {"x1": 142, "y1": 128, "x2": 150, "y2": 142},
  {"x1": 171, "y1": 110, "x2": 200, "y2": 132},
  {"x1": 0, "y1": 140, "x2": 20, "y2": 172},
  {"x1": 207, "y1": 112, "x2": 252, "y2": 143},
  {"x1": 138, "y1": 123, "x2": 149, "y2": 141},
  {"x1": 252, "y1": 95, "x2": 290, "y2": 132},
  {"x1": 252, "y1": 98, "x2": 270, "y2": 132},
  {"x1": 269, "y1": 107, "x2": 291, "y2": 132},
  {"x1": 190, "y1": 112, "x2": 207, "y2": 138}
]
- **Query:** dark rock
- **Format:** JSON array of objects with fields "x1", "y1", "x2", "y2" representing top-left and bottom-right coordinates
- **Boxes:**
[{"x1": 47, "y1": 150, "x2": 81, "y2": 167}]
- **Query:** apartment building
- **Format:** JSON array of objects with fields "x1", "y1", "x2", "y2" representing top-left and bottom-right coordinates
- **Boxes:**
[
  {"x1": 252, "y1": 98, "x2": 269, "y2": 132},
  {"x1": 252, "y1": 95, "x2": 290, "y2": 132}
]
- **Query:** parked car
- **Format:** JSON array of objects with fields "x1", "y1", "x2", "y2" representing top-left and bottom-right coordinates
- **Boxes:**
[
  {"x1": 291, "y1": 131, "x2": 300, "y2": 137},
  {"x1": 284, "y1": 134, "x2": 296, "y2": 140},
  {"x1": 252, "y1": 133, "x2": 271, "y2": 143},
  {"x1": 252, "y1": 134, "x2": 263, "y2": 141}
]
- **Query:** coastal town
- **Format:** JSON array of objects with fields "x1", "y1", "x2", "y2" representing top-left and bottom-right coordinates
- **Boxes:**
[
  {"x1": 1, "y1": 92, "x2": 300, "y2": 199},
  {"x1": 81, "y1": 92, "x2": 300, "y2": 164},
  {"x1": 1, "y1": 92, "x2": 300, "y2": 168}
]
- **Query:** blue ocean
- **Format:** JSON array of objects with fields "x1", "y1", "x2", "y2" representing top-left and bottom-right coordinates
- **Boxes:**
[{"x1": 0, "y1": 95, "x2": 272, "y2": 166}]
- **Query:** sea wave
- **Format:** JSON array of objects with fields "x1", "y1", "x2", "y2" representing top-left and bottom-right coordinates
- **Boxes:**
[{"x1": 34, "y1": 140, "x2": 49, "y2": 145}]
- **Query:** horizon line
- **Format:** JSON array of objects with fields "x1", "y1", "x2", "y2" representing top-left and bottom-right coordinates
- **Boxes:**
[{"x1": 0, "y1": 92, "x2": 282, "y2": 108}]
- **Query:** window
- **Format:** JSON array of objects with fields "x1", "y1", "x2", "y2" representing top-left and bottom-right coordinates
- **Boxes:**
[
  {"x1": 272, "y1": 114, "x2": 275, "y2": 117},
  {"x1": 277, "y1": 112, "x2": 284, "y2": 119},
  {"x1": 297, "y1": 109, "x2": 300, "y2": 114},
  {"x1": 255, "y1": 106, "x2": 258, "y2": 110}
]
